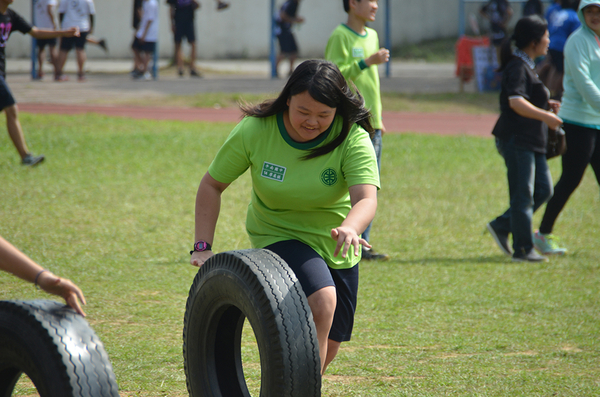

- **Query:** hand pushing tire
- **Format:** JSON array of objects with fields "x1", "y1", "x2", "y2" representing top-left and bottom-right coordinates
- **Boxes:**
[
  {"x1": 0, "y1": 300, "x2": 120, "y2": 397},
  {"x1": 183, "y1": 249, "x2": 321, "y2": 396}
]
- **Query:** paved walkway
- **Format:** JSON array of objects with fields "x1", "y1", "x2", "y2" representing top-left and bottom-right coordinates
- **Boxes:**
[{"x1": 9, "y1": 59, "x2": 496, "y2": 137}]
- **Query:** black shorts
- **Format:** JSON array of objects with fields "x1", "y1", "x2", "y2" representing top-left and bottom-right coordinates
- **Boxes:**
[
  {"x1": 277, "y1": 29, "x2": 298, "y2": 54},
  {"x1": 265, "y1": 240, "x2": 359, "y2": 342},
  {"x1": 60, "y1": 31, "x2": 89, "y2": 51},
  {"x1": 36, "y1": 38, "x2": 57, "y2": 50},
  {"x1": 0, "y1": 76, "x2": 16, "y2": 111},
  {"x1": 132, "y1": 37, "x2": 156, "y2": 53},
  {"x1": 174, "y1": 18, "x2": 195, "y2": 44}
]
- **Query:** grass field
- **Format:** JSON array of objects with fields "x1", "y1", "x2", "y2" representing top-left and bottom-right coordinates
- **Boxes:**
[{"x1": 1, "y1": 110, "x2": 599, "y2": 396}]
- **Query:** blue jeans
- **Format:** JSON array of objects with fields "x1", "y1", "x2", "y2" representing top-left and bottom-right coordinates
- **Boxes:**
[
  {"x1": 362, "y1": 129, "x2": 382, "y2": 243},
  {"x1": 490, "y1": 137, "x2": 553, "y2": 255}
]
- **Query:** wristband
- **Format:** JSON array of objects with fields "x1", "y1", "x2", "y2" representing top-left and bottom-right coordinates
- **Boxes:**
[{"x1": 34, "y1": 269, "x2": 48, "y2": 288}]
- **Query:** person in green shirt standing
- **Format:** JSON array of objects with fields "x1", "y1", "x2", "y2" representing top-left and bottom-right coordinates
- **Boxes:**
[{"x1": 325, "y1": 0, "x2": 390, "y2": 260}]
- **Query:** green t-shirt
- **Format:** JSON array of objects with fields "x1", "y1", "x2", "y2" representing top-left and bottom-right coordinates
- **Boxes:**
[
  {"x1": 208, "y1": 113, "x2": 380, "y2": 269},
  {"x1": 325, "y1": 24, "x2": 383, "y2": 129}
]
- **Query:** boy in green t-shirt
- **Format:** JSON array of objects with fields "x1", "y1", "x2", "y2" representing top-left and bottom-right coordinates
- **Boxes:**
[{"x1": 325, "y1": 0, "x2": 389, "y2": 260}]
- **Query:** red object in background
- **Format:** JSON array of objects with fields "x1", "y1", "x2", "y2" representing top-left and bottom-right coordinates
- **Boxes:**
[{"x1": 456, "y1": 36, "x2": 490, "y2": 82}]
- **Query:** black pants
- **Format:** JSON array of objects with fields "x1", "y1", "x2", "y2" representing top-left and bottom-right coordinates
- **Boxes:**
[{"x1": 540, "y1": 122, "x2": 600, "y2": 234}]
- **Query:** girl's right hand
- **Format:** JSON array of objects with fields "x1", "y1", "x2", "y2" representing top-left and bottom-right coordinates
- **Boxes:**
[
  {"x1": 190, "y1": 251, "x2": 214, "y2": 268},
  {"x1": 545, "y1": 112, "x2": 563, "y2": 131}
]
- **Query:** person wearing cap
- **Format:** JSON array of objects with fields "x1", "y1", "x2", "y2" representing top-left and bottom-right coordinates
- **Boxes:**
[{"x1": 534, "y1": 0, "x2": 600, "y2": 255}]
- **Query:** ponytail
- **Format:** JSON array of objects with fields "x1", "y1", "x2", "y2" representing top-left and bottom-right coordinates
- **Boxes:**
[{"x1": 497, "y1": 35, "x2": 515, "y2": 72}]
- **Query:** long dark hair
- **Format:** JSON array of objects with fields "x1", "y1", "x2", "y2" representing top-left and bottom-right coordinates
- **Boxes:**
[
  {"x1": 241, "y1": 59, "x2": 373, "y2": 160},
  {"x1": 498, "y1": 15, "x2": 548, "y2": 72}
]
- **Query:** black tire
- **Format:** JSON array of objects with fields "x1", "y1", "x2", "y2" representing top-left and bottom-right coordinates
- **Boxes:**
[
  {"x1": 183, "y1": 249, "x2": 321, "y2": 397},
  {"x1": 0, "y1": 300, "x2": 120, "y2": 397}
]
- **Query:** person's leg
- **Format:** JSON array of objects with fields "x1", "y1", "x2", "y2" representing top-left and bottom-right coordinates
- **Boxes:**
[
  {"x1": 488, "y1": 138, "x2": 514, "y2": 255},
  {"x1": 48, "y1": 43, "x2": 58, "y2": 74},
  {"x1": 288, "y1": 53, "x2": 297, "y2": 76},
  {"x1": 55, "y1": 50, "x2": 68, "y2": 79},
  {"x1": 324, "y1": 340, "x2": 341, "y2": 372},
  {"x1": 55, "y1": 37, "x2": 73, "y2": 80},
  {"x1": 539, "y1": 123, "x2": 596, "y2": 234},
  {"x1": 307, "y1": 286, "x2": 336, "y2": 373},
  {"x1": 175, "y1": 42, "x2": 184, "y2": 75},
  {"x1": 5, "y1": 105, "x2": 28, "y2": 159},
  {"x1": 362, "y1": 129, "x2": 382, "y2": 244},
  {"x1": 275, "y1": 52, "x2": 285, "y2": 77},
  {"x1": 75, "y1": 33, "x2": 88, "y2": 80},
  {"x1": 189, "y1": 41, "x2": 198, "y2": 73},
  {"x1": 323, "y1": 265, "x2": 359, "y2": 373},
  {"x1": 75, "y1": 48, "x2": 86, "y2": 79},
  {"x1": 287, "y1": 34, "x2": 299, "y2": 76},
  {"x1": 532, "y1": 152, "x2": 553, "y2": 213},
  {"x1": 505, "y1": 142, "x2": 537, "y2": 256},
  {"x1": 265, "y1": 240, "x2": 337, "y2": 374},
  {"x1": 187, "y1": 19, "x2": 198, "y2": 75},
  {"x1": 36, "y1": 44, "x2": 45, "y2": 78},
  {"x1": 589, "y1": 130, "x2": 600, "y2": 187}
]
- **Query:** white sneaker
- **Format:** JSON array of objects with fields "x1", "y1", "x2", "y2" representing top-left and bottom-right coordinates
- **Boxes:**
[{"x1": 143, "y1": 71, "x2": 152, "y2": 81}]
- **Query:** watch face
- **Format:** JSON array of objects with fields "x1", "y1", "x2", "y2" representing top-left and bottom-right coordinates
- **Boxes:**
[{"x1": 195, "y1": 241, "x2": 207, "y2": 251}]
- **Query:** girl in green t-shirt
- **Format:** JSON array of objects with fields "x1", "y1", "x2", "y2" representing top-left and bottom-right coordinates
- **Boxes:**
[{"x1": 190, "y1": 59, "x2": 380, "y2": 374}]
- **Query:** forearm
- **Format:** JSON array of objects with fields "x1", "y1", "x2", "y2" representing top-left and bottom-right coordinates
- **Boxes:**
[
  {"x1": 345, "y1": 184, "x2": 377, "y2": 235},
  {"x1": 509, "y1": 97, "x2": 553, "y2": 122},
  {"x1": 343, "y1": 197, "x2": 377, "y2": 235},
  {"x1": 194, "y1": 173, "x2": 226, "y2": 244},
  {"x1": 0, "y1": 236, "x2": 44, "y2": 284},
  {"x1": 29, "y1": 27, "x2": 73, "y2": 39}
]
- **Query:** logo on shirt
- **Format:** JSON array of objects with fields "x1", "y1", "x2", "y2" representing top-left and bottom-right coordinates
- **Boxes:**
[
  {"x1": 261, "y1": 162, "x2": 286, "y2": 182},
  {"x1": 0, "y1": 23, "x2": 12, "y2": 47},
  {"x1": 320, "y1": 168, "x2": 338, "y2": 186},
  {"x1": 352, "y1": 47, "x2": 365, "y2": 58}
]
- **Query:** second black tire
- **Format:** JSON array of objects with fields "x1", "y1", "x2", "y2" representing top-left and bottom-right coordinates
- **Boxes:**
[
  {"x1": 183, "y1": 249, "x2": 321, "y2": 396},
  {"x1": 0, "y1": 299, "x2": 120, "y2": 397}
]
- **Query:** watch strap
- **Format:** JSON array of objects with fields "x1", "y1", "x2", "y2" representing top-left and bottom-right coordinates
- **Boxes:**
[{"x1": 190, "y1": 240, "x2": 212, "y2": 255}]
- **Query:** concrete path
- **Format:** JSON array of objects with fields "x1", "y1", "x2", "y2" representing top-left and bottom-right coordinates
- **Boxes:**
[{"x1": 8, "y1": 58, "x2": 496, "y2": 136}]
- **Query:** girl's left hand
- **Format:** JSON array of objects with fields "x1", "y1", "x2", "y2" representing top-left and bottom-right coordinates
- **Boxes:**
[{"x1": 331, "y1": 227, "x2": 371, "y2": 258}]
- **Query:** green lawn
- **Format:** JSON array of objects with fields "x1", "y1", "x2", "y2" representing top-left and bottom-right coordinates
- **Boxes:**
[{"x1": 1, "y1": 112, "x2": 598, "y2": 396}]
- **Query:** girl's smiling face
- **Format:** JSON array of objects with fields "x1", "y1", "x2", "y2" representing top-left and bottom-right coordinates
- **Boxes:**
[
  {"x1": 285, "y1": 91, "x2": 336, "y2": 143},
  {"x1": 583, "y1": 5, "x2": 600, "y2": 36}
]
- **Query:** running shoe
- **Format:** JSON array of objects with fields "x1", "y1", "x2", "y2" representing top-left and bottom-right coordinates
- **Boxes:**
[
  {"x1": 533, "y1": 230, "x2": 567, "y2": 255},
  {"x1": 512, "y1": 249, "x2": 548, "y2": 263},
  {"x1": 486, "y1": 222, "x2": 513, "y2": 256},
  {"x1": 361, "y1": 248, "x2": 390, "y2": 261},
  {"x1": 22, "y1": 154, "x2": 45, "y2": 166}
]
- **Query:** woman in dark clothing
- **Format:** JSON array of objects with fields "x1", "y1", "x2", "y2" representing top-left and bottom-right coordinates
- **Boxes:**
[{"x1": 486, "y1": 16, "x2": 563, "y2": 262}]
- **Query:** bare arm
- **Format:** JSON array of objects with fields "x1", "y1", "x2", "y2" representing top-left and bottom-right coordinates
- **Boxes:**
[
  {"x1": 330, "y1": 184, "x2": 377, "y2": 258},
  {"x1": 0, "y1": 236, "x2": 86, "y2": 316},
  {"x1": 509, "y1": 97, "x2": 563, "y2": 130},
  {"x1": 29, "y1": 26, "x2": 79, "y2": 40},
  {"x1": 190, "y1": 172, "x2": 231, "y2": 267}
]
